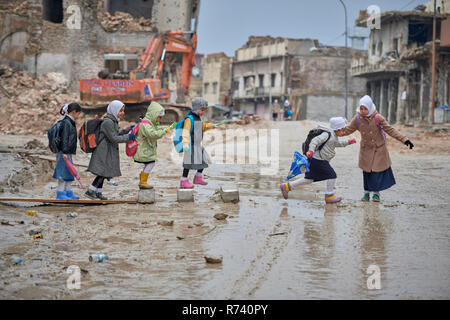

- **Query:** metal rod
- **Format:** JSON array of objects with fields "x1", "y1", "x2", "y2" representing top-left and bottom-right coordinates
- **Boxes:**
[
  {"x1": 339, "y1": 0, "x2": 349, "y2": 119},
  {"x1": 430, "y1": 0, "x2": 437, "y2": 124}
]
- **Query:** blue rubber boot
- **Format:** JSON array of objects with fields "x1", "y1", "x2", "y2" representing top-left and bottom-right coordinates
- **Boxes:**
[
  {"x1": 56, "y1": 191, "x2": 71, "y2": 200},
  {"x1": 65, "y1": 190, "x2": 79, "y2": 200}
]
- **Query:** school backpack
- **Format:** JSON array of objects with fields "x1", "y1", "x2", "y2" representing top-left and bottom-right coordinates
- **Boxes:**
[
  {"x1": 356, "y1": 113, "x2": 386, "y2": 140},
  {"x1": 125, "y1": 120, "x2": 151, "y2": 157},
  {"x1": 302, "y1": 129, "x2": 331, "y2": 155},
  {"x1": 47, "y1": 120, "x2": 64, "y2": 153},
  {"x1": 173, "y1": 114, "x2": 194, "y2": 154},
  {"x1": 78, "y1": 117, "x2": 104, "y2": 153}
]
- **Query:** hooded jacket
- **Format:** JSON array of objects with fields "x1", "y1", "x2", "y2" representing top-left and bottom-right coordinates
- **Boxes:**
[
  {"x1": 133, "y1": 102, "x2": 166, "y2": 163},
  {"x1": 308, "y1": 125, "x2": 349, "y2": 162},
  {"x1": 58, "y1": 115, "x2": 77, "y2": 154}
]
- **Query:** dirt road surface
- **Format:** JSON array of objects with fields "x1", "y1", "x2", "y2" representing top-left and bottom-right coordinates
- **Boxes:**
[{"x1": 0, "y1": 120, "x2": 449, "y2": 299}]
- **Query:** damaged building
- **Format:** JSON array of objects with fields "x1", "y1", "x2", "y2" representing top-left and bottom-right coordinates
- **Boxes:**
[
  {"x1": 0, "y1": 0, "x2": 200, "y2": 92},
  {"x1": 232, "y1": 36, "x2": 367, "y2": 121},
  {"x1": 352, "y1": 6, "x2": 450, "y2": 125}
]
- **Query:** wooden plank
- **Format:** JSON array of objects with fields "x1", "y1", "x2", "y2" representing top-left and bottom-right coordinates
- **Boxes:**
[
  {"x1": 33, "y1": 155, "x2": 89, "y2": 168},
  {"x1": 0, "y1": 198, "x2": 137, "y2": 205}
]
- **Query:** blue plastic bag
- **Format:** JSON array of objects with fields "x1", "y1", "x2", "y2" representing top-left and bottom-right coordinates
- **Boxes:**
[{"x1": 286, "y1": 151, "x2": 310, "y2": 181}]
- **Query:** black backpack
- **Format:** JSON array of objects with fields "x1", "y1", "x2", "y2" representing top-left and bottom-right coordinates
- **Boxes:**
[
  {"x1": 47, "y1": 120, "x2": 64, "y2": 153},
  {"x1": 302, "y1": 129, "x2": 331, "y2": 155},
  {"x1": 78, "y1": 118, "x2": 104, "y2": 153}
]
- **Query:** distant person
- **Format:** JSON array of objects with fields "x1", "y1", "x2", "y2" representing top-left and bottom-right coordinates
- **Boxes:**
[
  {"x1": 272, "y1": 99, "x2": 280, "y2": 121},
  {"x1": 52, "y1": 103, "x2": 82, "y2": 200},
  {"x1": 339, "y1": 95, "x2": 414, "y2": 202},
  {"x1": 283, "y1": 99, "x2": 292, "y2": 120},
  {"x1": 280, "y1": 117, "x2": 356, "y2": 203},
  {"x1": 85, "y1": 100, "x2": 135, "y2": 200},
  {"x1": 133, "y1": 102, "x2": 174, "y2": 189}
]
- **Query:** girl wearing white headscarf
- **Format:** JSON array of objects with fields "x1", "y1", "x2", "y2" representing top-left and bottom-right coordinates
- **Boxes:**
[
  {"x1": 86, "y1": 100, "x2": 135, "y2": 200},
  {"x1": 340, "y1": 95, "x2": 414, "y2": 202}
]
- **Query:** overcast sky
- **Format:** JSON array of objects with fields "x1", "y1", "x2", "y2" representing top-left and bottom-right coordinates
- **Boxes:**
[{"x1": 196, "y1": 0, "x2": 427, "y2": 56}]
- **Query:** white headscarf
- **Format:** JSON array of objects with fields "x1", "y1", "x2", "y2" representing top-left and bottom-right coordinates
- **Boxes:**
[
  {"x1": 329, "y1": 117, "x2": 347, "y2": 130},
  {"x1": 284, "y1": 100, "x2": 290, "y2": 107},
  {"x1": 357, "y1": 95, "x2": 376, "y2": 117},
  {"x1": 62, "y1": 104, "x2": 69, "y2": 115},
  {"x1": 107, "y1": 100, "x2": 125, "y2": 121}
]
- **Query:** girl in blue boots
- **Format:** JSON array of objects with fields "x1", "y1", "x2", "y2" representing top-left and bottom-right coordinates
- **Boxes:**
[{"x1": 53, "y1": 103, "x2": 82, "y2": 200}]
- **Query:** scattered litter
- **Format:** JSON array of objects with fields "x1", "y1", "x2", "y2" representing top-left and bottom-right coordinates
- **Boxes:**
[
  {"x1": 89, "y1": 254, "x2": 109, "y2": 262},
  {"x1": 269, "y1": 232, "x2": 287, "y2": 237},
  {"x1": 107, "y1": 180, "x2": 118, "y2": 186},
  {"x1": 194, "y1": 222, "x2": 204, "y2": 227},
  {"x1": 66, "y1": 212, "x2": 78, "y2": 218},
  {"x1": 204, "y1": 254, "x2": 223, "y2": 264},
  {"x1": 33, "y1": 233, "x2": 43, "y2": 239},
  {"x1": 214, "y1": 213, "x2": 228, "y2": 220},
  {"x1": 175, "y1": 254, "x2": 185, "y2": 260},
  {"x1": 28, "y1": 228, "x2": 42, "y2": 236},
  {"x1": 63, "y1": 266, "x2": 89, "y2": 274},
  {"x1": 176, "y1": 235, "x2": 185, "y2": 240},
  {"x1": 11, "y1": 256, "x2": 22, "y2": 264},
  {"x1": 27, "y1": 210, "x2": 37, "y2": 216}
]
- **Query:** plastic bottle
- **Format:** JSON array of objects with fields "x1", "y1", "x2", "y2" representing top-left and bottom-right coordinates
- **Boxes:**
[
  {"x1": 11, "y1": 256, "x2": 22, "y2": 264},
  {"x1": 27, "y1": 210, "x2": 37, "y2": 216},
  {"x1": 89, "y1": 254, "x2": 109, "y2": 262},
  {"x1": 67, "y1": 212, "x2": 78, "y2": 218}
]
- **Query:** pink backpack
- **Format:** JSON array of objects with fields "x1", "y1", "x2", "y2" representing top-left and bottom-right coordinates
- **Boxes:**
[{"x1": 126, "y1": 120, "x2": 151, "y2": 157}]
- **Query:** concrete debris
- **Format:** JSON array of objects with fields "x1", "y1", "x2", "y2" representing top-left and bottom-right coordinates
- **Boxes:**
[
  {"x1": 204, "y1": 254, "x2": 223, "y2": 264},
  {"x1": 97, "y1": 2, "x2": 153, "y2": 33},
  {"x1": 213, "y1": 213, "x2": 228, "y2": 220},
  {"x1": 0, "y1": 65, "x2": 80, "y2": 135},
  {"x1": 157, "y1": 220, "x2": 174, "y2": 227}
]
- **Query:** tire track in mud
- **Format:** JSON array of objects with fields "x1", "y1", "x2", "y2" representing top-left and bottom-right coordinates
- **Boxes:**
[{"x1": 226, "y1": 218, "x2": 293, "y2": 299}]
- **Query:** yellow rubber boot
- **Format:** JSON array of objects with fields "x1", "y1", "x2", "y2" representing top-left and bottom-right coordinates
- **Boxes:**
[{"x1": 139, "y1": 172, "x2": 153, "y2": 189}]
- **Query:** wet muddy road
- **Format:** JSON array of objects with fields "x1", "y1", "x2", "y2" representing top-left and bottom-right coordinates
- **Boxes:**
[{"x1": 0, "y1": 121, "x2": 449, "y2": 299}]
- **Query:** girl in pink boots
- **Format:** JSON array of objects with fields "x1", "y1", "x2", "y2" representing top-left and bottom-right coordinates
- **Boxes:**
[
  {"x1": 280, "y1": 117, "x2": 356, "y2": 203},
  {"x1": 180, "y1": 97, "x2": 219, "y2": 189}
]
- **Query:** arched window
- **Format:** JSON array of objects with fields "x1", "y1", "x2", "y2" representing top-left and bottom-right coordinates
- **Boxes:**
[{"x1": 43, "y1": 0, "x2": 63, "y2": 24}]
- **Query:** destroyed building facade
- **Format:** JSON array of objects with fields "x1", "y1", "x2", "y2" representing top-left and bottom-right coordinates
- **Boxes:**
[
  {"x1": 202, "y1": 52, "x2": 232, "y2": 105},
  {"x1": 352, "y1": 8, "x2": 450, "y2": 125},
  {"x1": 0, "y1": 0, "x2": 200, "y2": 91},
  {"x1": 232, "y1": 36, "x2": 366, "y2": 121}
]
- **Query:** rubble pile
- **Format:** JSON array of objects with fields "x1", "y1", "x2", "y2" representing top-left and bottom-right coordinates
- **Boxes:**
[
  {"x1": 97, "y1": 1, "x2": 153, "y2": 33},
  {"x1": 0, "y1": 64, "x2": 81, "y2": 135},
  {"x1": 0, "y1": 0, "x2": 29, "y2": 16}
]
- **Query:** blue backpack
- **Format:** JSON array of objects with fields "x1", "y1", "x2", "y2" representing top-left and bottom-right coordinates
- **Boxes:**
[
  {"x1": 47, "y1": 120, "x2": 64, "y2": 153},
  {"x1": 173, "y1": 114, "x2": 194, "y2": 154}
]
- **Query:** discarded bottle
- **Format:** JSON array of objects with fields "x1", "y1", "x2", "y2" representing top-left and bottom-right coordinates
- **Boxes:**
[
  {"x1": 11, "y1": 256, "x2": 22, "y2": 264},
  {"x1": 67, "y1": 212, "x2": 78, "y2": 218},
  {"x1": 89, "y1": 254, "x2": 109, "y2": 262},
  {"x1": 107, "y1": 180, "x2": 118, "y2": 186},
  {"x1": 27, "y1": 210, "x2": 37, "y2": 216}
]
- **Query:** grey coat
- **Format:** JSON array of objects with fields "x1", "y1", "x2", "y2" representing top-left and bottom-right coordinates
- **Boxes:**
[
  {"x1": 87, "y1": 114, "x2": 130, "y2": 178},
  {"x1": 309, "y1": 125, "x2": 349, "y2": 162}
]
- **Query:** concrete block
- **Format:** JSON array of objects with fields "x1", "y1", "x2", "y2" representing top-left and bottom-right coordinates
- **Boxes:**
[
  {"x1": 138, "y1": 189, "x2": 155, "y2": 204},
  {"x1": 219, "y1": 186, "x2": 239, "y2": 203},
  {"x1": 177, "y1": 188, "x2": 194, "y2": 202}
]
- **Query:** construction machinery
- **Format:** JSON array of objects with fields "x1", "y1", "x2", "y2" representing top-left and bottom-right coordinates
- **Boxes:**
[{"x1": 79, "y1": 30, "x2": 197, "y2": 123}]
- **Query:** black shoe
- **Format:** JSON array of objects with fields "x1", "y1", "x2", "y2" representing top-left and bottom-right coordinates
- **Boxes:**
[
  {"x1": 96, "y1": 192, "x2": 108, "y2": 200},
  {"x1": 85, "y1": 190, "x2": 97, "y2": 200}
]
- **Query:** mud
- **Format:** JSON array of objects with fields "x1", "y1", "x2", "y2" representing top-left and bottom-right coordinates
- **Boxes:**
[{"x1": 0, "y1": 120, "x2": 449, "y2": 299}]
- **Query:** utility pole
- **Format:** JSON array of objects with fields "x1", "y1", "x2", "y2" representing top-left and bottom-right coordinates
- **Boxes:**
[
  {"x1": 269, "y1": 44, "x2": 272, "y2": 109},
  {"x1": 430, "y1": 0, "x2": 437, "y2": 123},
  {"x1": 339, "y1": 0, "x2": 349, "y2": 119}
]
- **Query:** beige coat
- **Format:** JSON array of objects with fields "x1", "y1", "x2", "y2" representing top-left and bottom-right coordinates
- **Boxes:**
[{"x1": 341, "y1": 111, "x2": 408, "y2": 172}]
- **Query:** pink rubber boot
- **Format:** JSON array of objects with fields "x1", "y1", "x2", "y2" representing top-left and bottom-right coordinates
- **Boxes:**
[
  {"x1": 280, "y1": 182, "x2": 290, "y2": 200},
  {"x1": 325, "y1": 194, "x2": 342, "y2": 204},
  {"x1": 193, "y1": 173, "x2": 208, "y2": 185},
  {"x1": 180, "y1": 178, "x2": 194, "y2": 189}
]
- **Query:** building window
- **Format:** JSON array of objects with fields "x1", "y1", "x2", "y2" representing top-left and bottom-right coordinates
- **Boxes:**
[
  {"x1": 43, "y1": 0, "x2": 64, "y2": 24},
  {"x1": 204, "y1": 83, "x2": 209, "y2": 94},
  {"x1": 392, "y1": 38, "x2": 399, "y2": 53},
  {"x1": 271, "y1": 73, "x2": 276, "y2": 87},
  {"x1": 258, "y1": 74, "x2": 264, "y2": 88},
  {"x1": 372, "y1": 43, "x2": 376, "y2": 55},
  {"x1": 213, "y1": 82, "x2": 218, "y2": 94},
  {"x1": 244, "y1": 76, "x2": 255, "y2": 89}
]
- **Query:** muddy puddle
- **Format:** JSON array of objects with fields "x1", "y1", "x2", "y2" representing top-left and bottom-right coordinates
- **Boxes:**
[{"x1": 0, "y1": 121, "x2": 449, "y2": 299}]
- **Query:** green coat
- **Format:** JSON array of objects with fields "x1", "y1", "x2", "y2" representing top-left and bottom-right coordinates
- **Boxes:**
[{"x1": 133, "y1": 102, "x2": 166, "y2": 163}]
